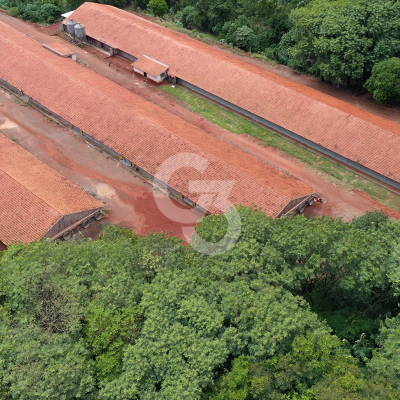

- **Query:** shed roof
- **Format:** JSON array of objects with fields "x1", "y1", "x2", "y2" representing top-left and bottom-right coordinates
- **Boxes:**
[
  {"x1": 43, "y1": 42, "x2": 77, "y2": 57},
  {"x1": 132, "y1": 55, "x2": 168, "y2": 77},
  {"x1": 0, "y1": 133, "x2": 103, "y2": 245},
  {"x1": 0, "y1": 22, "x2": 315, "y2": 218},
  {"x1": 66, "y1": 3, "x2": 400, "y2": 184}
]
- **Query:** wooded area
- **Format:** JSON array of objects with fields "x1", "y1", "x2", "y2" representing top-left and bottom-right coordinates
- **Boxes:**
[{"x1": 1, "y1": 208, "x2": 400, "y2": 399}]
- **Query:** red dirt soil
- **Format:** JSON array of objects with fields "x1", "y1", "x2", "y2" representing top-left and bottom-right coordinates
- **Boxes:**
[
  {"x1": 0, "y1": 89, "x2": 198, "y2": 241},
  {"x1": 0, "y1": 13, "x2": 399, "y2": 222}
]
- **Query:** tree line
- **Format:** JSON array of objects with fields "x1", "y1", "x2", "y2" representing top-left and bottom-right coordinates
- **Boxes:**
[
  {"x1": 159, "y1": 0, "x2": 400, "y2": 102},
  {"x1": 1, "y1": 207, "x2": 400, "y2": 399}
]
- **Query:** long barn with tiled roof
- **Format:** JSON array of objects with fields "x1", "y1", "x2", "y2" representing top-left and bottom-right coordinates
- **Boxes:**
[
  {"x1": 0, "y1": 21, "x2": 316, "y2": 219},
  {"x1": 0, "y1": 133, "x2": 104, "y2": 246},
  {"x1": 64, "y1": 2, "x2": 400, "y2": 190}
]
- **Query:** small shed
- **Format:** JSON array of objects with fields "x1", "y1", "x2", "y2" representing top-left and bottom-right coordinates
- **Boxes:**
[
  {"x1": 132, "y1": 55, "x2": 168, "y2": 83},
  {"x1": 43, "y1": 43, "x2": 77, "y2": 61}
]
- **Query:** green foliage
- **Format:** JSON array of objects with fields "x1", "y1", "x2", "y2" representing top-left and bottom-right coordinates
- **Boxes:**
[
  {"x1": 208, "y1": 329, "x2": 393, "y2": 399},
  {"x1": 365, "y1": 57, "x2": 400, "y2": 103},
  {"x1": 180, "y1": 5, "x2": 199, "y2": 29},
  {"x1": 150, "y1": 0, "x2": 168, "y2": 17},
  {"x1": 1, "y1": 210, "x2": 400, "y2": 398},
  {"x1": 84, "y1": 304, "x2": 143, "y2": 384},
  {"x1": 209, "y1": 355, "x2": 251, "y2": 400},
  {"x1": 7, "y1": 0, "x2": 65, "y2": 24},
  {"x1": 234, "y1": 25, "x2": 254, "y2": 51},
  {"x1": 101, "y1": 251, "x2": 329, "y2": 398},
  {"x1": 0, "y1": 322, "x2": 96, "y2": 399},
  {"x1": 280, "y1": 0, "x2": 400, "y2": 86},
  {"x1": 172, "y1": 0, "x2": 306, "y2": 52},
  {"x1": 352, "y1": 210, "x2": 390, "y2": 231},
  {"x1": 0, "y1": 225, "x2": 165, "y2": 398},
  {"x1": 98, "y1": 0, "x2": 130, "y2": 8},
  {"x1": 368, "y1": 316, "x2": 400, "y2": 392}
]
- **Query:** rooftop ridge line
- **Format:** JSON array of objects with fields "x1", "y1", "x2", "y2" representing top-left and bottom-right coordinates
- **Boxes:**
[{"x1": 86, "y1": 3, "x2": 400, "y2": 137}]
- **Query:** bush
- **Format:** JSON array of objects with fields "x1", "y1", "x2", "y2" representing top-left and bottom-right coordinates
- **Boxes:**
[
  {"x1": 7, "y1": 6, "x2": 18, "y2": 16},
  {"x1": 40, "y1": 3, "x2": 61, "y2": 22},
  {"x1": 150, "y1": 0, "x2": 168, "y2": 18},
  {"x1": 365, "y1": 58, "x2": 400, "y2": 104},
  {"x1": 180, "y1": 5, "x2": 198, "y2": 29},
  {"x1": 234, "y1": 25, "x2": 254, "y2": 51},
  {"x1": 265, "y1": 46, "x2": 278, "y2": 61},
  {"x1": 8, "y1": 1, "x2": 62, "y2": 23},
  {"x1": 352, "y1": 210, "x2": 390, "y2": 230},
  {"x1": 133, "y1": 0, "x2": 148, "y2": 9},
  {"x1": 219, "y1": 21, "x2": 238, "y2": 45}
]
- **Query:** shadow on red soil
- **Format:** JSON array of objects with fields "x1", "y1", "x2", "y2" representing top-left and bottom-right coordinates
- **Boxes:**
[{"x1": 0, "y1": 89, "x2": 197, "y2": 242}]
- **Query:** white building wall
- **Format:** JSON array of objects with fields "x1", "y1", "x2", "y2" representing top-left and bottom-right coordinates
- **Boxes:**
[
  {"x1": 147, "y1": 73, "x2": 165, "y2": 83},
  {"x1": 133, "y1": 68, "x2": 166, "y2": 83},
  {"x1": 134, "y1": 67, "x2": 144, "y2": 76}
]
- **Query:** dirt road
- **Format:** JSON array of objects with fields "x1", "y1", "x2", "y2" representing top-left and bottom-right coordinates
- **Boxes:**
[
  {"x1": 0, "y1": 89, "x2": 198, "y2": 241},
  {"x1": 0, "y1": 13, "x2": 399, "y2": 222}
]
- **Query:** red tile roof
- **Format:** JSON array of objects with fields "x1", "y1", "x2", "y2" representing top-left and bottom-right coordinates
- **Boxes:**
[
  {"x1": 0, "y1": 21, "x2": 315, "y2": 219},
  {"x1": 0, "y1": 133, "x2": 103, "y2": 245},
  {"x1": 132, "y1": 55, "x2": 168, "y2": 77},
  {"x1": 43, "y1": 42, "x2": 77, "y2": 56},
  {"x1": 0, "y1": 169, "x2": 60, "y2": 245},
  {"x1": 66, "y1": 3, "x2": 400, "y2": 184}
]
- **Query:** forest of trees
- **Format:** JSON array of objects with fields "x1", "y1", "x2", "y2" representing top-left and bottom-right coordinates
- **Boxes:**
[
  {"x1": 1, "y1": 0, "x2": 399, "y2": 102},
  {"x1": 1, "y1": 207, "x2": 400, "y2": 399}
]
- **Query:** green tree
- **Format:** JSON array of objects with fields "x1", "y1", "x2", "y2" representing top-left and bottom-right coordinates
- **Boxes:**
[
  {"x1": 84, "y1": 304, "x2": 143, "y2": 384},
  {"x1": 235, "y1": 25, "x2": 254, "y2": 51},
  {"x1": 209, "y1": 355, "x2": 251, "y2": 400},
  {"x1": 281, "y1": 0, "x2": 400, "y2": 86},
  {"x1": 150, "y1": 0, "x2": 168, "y2": 17},
  {"x1": 367, "y1": 316, "x2": 400, "y2": 395},
  {"x1": 1, "y1": 210, "x2": 400, "y2": 398},
  {"x1": 0, "y1": 225, "x2": 155, "y2": 398},
  {"x1": 102, "y1": 208, "x2": 375, "y2": 399},
  {"x1": 365, "y1": 57, "x2": 400, "y2": 103},
  {"x1": 180, "y1": 5, "x2": 200, "y2": 29}
]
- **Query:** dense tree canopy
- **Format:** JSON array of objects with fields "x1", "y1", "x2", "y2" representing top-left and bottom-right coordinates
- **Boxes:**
[
  {"x1": 279, "y1": 0, "x2": 400, "y2": 86},
  {"x1": 365, "y1": 57, "x2": 400, "y2": 103},
  {"x1": 1, "y1": 208, "x2": 400, "y2": 399},
  {"x1": 150, "y1": 0, "x2": 168, "y2": 17}
]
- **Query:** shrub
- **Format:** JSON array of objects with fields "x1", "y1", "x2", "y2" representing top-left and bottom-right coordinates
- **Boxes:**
[
  {"x1": 180, "y1": 5, "x2": 198, "y2": 29},
  {"x1": 352, "y1": 210, "x2": 390, "y2": 230},
  {"x1": 150, "y1": 0, "x2": 168, "y2": 18},
  {"x1": 234, "y1": 25, "x2": 254, "y2": 51},
  {"x1": 7, "y1": 6, "x2": 18, "y2": 16},
  {"x1": 365, "y1": 58, "x2": 400, "y2": 104}
]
